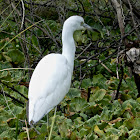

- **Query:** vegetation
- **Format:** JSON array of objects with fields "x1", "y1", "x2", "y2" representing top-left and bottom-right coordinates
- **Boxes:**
[{"x1": 0, "y1": 0, "x2": 140, "y2": 139}]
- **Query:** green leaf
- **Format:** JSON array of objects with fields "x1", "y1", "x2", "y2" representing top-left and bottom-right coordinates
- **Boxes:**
[
  {"x1": 0, "y1": 127, "x2": 16, "y2": 139},
  {"x1": 125, "y1": 24, "x2": 131, "y2": 33},
  {"x1": 91, "y1": 31, "x2": 99, "y2": 41},
  {"x1": 7, "y1": 49, "x2": 25, "y2": 64},
  {"x1": 94, "y1": 125, "x2": 105, "y2": 137},
  {"x1": 74, "y1": 30, "x2": 83, "y2": 44},
  {"x1": 66, "y1": 88, "x2": 81, "y2": 100},
  {"x1": 70, "y1": 97, "x2": 87, "y2": 112},
  {"x1": 121, "y1": 93, "x2": 132, "y2": 101},
  {"x1": 111, "y1": 100, "x2": 122, "y2": 116},
  {"x1": 122, "y1": 99, "x2": 140, "y2": 111},
  {"x1": 40, "y1": 124, "x2": 48, "y2": 134},
  {"x1": 93, "y1": 74, "x2": 107, "y2": 89},
  {"x1": 136, "y1": 97, "x2": 140, "y2": 103},
  {"x1": 32, "y1": 35, "x2": 38, "y2": 46},
  {"x1": 80, "y1": 113, "x2": 88, "y2": 120},
  {"x1": 123, "y1": 118, "x2": 140, "y2": 130},
  {"x1": 128, "y1": 134, "x2": 139, "y2": 140},
  {"x1": 79, "y1": 128, "x2": 89, "y2": 137},
  {"x1": 87, "y1": 133, "x2": 98, "y2": 139},
  {"x1": 86, "y1": 115, "x2": 101, "y2": 126},
  {"x1": 85, "y1": 103, "x2": 102, "y2": 116},
  {"x1": 0, "y1": 129, "x2": 11, "y2": 139},
  {"x1": 133, "y1": 118, "x2": 140, "y2": 129},
  {"x1": 7, "y1": 117, "x2": 17, "y2": 128},
  {"x1": 106, "y1": 135, "x2": 119, "y2": 140},
  {"x1": 105, "y1": 127, "x2": 120, "y2": 139},
  {"x1": 0, "y1": 70, "x2": 11, "y2": 81},
  {"x1": 90, "y1": 89, "x2": 106, "y2": 102},
  {"x1": 18, "y1": 132, "x2": 27, "y2": 139},
  {"x1": 81, "y1": 78, "x2": 92, "y2": 89},
  {"x1": 128, "y1": 129, "x2": 140, "y2": 140},
  {"x1": 74, "y1": 117, "x2": 83, "y2": 127},
  {"x1": 0, "y1": 61, "x2": 12, "y2": 69},
  {"x1": 101, "y1": 106, "x2": 112, "y2": 121}
]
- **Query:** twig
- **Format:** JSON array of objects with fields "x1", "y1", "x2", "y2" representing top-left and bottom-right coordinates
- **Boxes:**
[
  {"x1": 115, "y1": 65, "x2": 124, "y2": 99},
  {"x1": 127, "y1": 0, "x2": 140, "y2": 39},
  {"x1": 33, "y1": 15, "x2": 60, "y2": 48},
  {"x1": 75, "y1": 45, "x2": 118, "y2": 69},
  {"x1": 75, "y1": 42, "x2": 92, "y2": 60},
  {"x1": 89, "y1": 0, "x2": 110, "y2": 36},
  {"x1": 111, "y1": 0, "x2": 125, "y2": 37},
  {"x1": 116, "y1": 58, "x2": 119, "y2": 79},
  {"x1": 25, "y1": 0, "x2": 113, "y2": 19},
  {"x1": 77, "y1": 0, "x2": 85, "y2": 16},
  {"x1": 0, "y1": 1, "x2": 20, "y2": 29},
  {"x1": 0, "y1": 19, "x2": 44, "y2": 51},
  {"x1": 116, "y1": 39, "x2": 122, "y2": 79},
  {"x1": 133, "y1": 72, "x2": 140, "y2": 97},
  {"x1": 0, "y1": 91, "x2": 24, "y2": 106},
  {"x1": 99, "y1": 59, "x2": 113, "y2": 74},
  {"x1": 1, "y1": 31, "x2": 42, "y2": 54},
  {"x1": 0, "y1": 67, "x2": 34, "y2": 72},
  {"x1": 0, "y1": 3, "x2": 12, "y2": 15},
  {"x1": 48, "y1": 106, "x2": 57, "y2": 140},
  {"x1": 0, "y1": 80, "x2": 28, "y2": 100},
  {"x1": 122, "y1": 0, "x2": 140, "y2": 19},
  {"x1": 20, "y1": 0, "x2": 25, "y2": 30},
  {"x1": 0, "y1": 85, "x2": 16, "y2": 117},
  {"x1": 25, "y1": 120, "x2": 30, "y2": 140},
  {"x1": 12, "y1": 2, "x2": 61, "y2": 47}
]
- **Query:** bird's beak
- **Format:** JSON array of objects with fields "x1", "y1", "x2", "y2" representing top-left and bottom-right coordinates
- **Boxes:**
[
  {"x1": 83, "y1": 23, "x2": 100, "y2": 33},
  {"x1": 83, "y1": 23, "x2": 92, "y2": 30}
]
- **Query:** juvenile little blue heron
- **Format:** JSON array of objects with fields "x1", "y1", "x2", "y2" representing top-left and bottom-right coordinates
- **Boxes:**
[{"x1": 27, "y1": 15, "x2": 92, "y2": 125}]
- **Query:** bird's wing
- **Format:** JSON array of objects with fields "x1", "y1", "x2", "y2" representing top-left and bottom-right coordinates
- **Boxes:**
[
  {"x1": 28, "y1": 54, "x2": 70, "y2": 99},
  {"x1": 28, "y1": 54, "x2": 72, "y2": 124}
]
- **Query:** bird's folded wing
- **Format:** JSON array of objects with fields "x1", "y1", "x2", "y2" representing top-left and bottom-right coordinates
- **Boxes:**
[{"x1": 28, "y1": 53, "x2": 70, "y2": 100}]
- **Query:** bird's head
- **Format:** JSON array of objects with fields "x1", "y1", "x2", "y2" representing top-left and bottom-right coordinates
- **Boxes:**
[{"x1": 63, "y1": 15, "x2": 92, "y2": 32}]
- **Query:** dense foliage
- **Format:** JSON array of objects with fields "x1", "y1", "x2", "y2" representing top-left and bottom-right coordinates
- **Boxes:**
[{"x1": 0, "y1": 0, "x2": 140, "y2": 139}]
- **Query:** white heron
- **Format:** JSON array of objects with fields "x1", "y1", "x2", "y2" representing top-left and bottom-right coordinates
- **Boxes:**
[{"x1": 27, "y1": 15, "x2": 92, "y2": 125}]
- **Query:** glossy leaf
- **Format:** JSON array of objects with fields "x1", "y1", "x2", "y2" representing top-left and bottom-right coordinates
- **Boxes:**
[{"x1": 7, "y1": 49, "x2": 25, "y2": 64}]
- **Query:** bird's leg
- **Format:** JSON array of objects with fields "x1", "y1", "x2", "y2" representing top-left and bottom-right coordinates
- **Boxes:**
[
  {"x1": 48, "y1": 106, "x2": 57, "y2": 140},
  {"x1": 45, "y1": 114, "x2": 49, "y2": 140},
  {"x1": 47, "y1": 113, "x2": 49, "y2": 134},
  {"x1": 32, "y1": 125, "x2": 40, "y2": 135}
]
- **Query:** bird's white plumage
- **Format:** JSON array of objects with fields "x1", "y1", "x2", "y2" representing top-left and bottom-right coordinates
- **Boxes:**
[
  {"x1": 28, "y1": 54, "x2": 71, "y2": 123},
  {"x1": 28, "y1": 15, "x2": 91, "y2": 124}
]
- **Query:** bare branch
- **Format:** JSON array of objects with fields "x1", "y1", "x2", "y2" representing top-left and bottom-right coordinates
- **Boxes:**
[
  {"x1": 20, "y1": 0, "x2": 25, "y2": 30},
  {"x1": 0, "y1": 91, "x2": 24, "y2": 106},
  {"x1": 111, "y1": 0, "x2": 125, "y2": 37}
]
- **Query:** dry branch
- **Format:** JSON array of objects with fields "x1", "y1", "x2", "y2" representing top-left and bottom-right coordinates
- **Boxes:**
[{"x1": 111, "y1": 0, "x2": 125, "y2": 38}]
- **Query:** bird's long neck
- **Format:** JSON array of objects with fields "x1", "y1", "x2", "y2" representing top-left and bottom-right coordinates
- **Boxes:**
[{"x1": 62, "y1": 25, "x2": 75, "y2": 72}]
